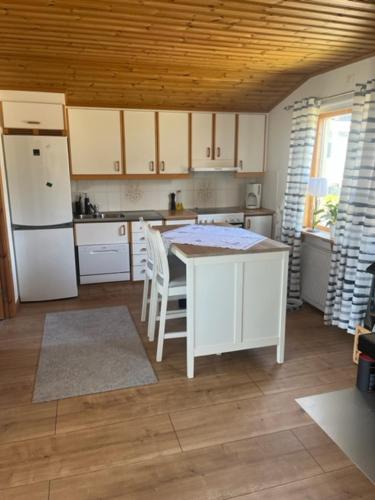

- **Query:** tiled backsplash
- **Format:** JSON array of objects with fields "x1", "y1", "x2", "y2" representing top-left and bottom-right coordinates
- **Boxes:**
[{"x1": 71, "y1": 173, "x2": 261, "y2": 211}]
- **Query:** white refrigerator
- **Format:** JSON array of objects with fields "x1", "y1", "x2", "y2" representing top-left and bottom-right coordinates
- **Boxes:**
[{"x1": 3, "y1": 135, "x2": 78, "y2": 301}]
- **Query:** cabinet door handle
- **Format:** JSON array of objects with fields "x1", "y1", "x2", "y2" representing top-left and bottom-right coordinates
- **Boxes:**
[
  {"x1": 23, "y1": 120, "x2": 41, "y2": 125},
  {"x1": 239, "y1": 160, "x2": 243, "y2": 170},
  {"x1": 141, "y1": 258, "x2": 147, "y2": 264},
  {"x1": 113, "y1": 160, "x2": 120, "y2": 172},
  {"x1": 160, "y1": 160, "x2": 165, "y2": 172},
  {"x1": 206, "y1": 147, "x2": 211, "y2": 158},
  {"x1": 149, "y1": 161, "x2": 154, "y2": 172},
  {"x1": 119, "y1": 224, "x2": 126, "y2": 236},
  {"x1": 216, "y1": 147, "x2": 221, "y2": 158}
]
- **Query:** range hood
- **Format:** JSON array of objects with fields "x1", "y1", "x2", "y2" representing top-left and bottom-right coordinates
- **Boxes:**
[{"x1": 190, "y1": 166, "x2": 238, "y2": 172}]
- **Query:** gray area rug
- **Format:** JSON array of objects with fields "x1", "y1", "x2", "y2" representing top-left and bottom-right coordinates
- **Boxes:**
[
  {"x1": 297, "y1": 388, "x2": 375, "y2": 484},
  {"x1": 33, "y1": 306, "x2": 157, "y2": 402}
]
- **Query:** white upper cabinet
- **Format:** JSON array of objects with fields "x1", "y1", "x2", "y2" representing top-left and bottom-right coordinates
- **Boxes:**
[
  {"x1": 214, "y1": 113, "x2": 235, "y2": 166},
  {"x1": 237, "y1": 114, "x2": 266, "y2": 173},
  {"x1": 191, "y1": 112, "x2": 236, "y2": 169},
  {"x1": 2, "y1": 101, "x2": 65, "y2": 130},
  {"x1": 124, "y1": 110, "x2": 156, "y2": 174},
  {"x1": 68, "y1": 108, "x2": 122, "y2": 175},
  {"x1": 158, "y1": 111, "x2": 189, "y2": 174},
  {"x1": 191, "y1": 112, "x2": 213, "y2": 169}
]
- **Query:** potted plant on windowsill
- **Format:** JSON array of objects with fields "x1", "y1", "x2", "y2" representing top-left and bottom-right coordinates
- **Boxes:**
[{"x1": 323, "y1": 197, "x2": 339, "y2": 238}]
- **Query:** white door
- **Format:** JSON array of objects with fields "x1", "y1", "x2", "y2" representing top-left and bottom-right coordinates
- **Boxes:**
[
  {"x1": 237, "y1": 114, "x2": 266, "y2": 173},
  {"x1": 246, "y1": 215, "x2": 272, "y2": 238},
  {"x1": 158, "y1": 112, "x2": 189, "y2": 174},
  {"x1": 214, "y1": 113, "x2": 235, "y2": 166},
  {"x1": 68, "y1": 108, "x2": 122, "y2": 175},
  {"x1": 191, "y1": 112, "x2": 213, "y2": 168},
  {"x1": 3, "y1": 136, "x2": 72, "y2": 226},
  {"x1": 14, "y1": 228, "x2": 77, "y2": 301},
  {"x1": 124, "y1": 111, "x2": 156, "y2": 174}
]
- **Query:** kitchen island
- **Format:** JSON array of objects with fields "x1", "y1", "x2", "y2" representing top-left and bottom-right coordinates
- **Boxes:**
[{"x1": 159, "y1": 226, "x2": 289, "y2": 378}]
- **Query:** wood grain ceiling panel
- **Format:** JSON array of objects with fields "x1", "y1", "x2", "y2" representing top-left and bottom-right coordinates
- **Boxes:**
[{"x1": 0, "y1": 0, "x2": 374, "y2": 111}]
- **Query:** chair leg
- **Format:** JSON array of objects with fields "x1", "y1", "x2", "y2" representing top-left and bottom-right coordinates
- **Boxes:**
[
  {"x1": 147, "y1": 280, "x2": 158, "y2": 341},
  {"x1": 156, "y1": 291, "x2": 168, "y2": 362},
  {"x1": 141, "y1": 275, "x2": 149, "y2": 322}
]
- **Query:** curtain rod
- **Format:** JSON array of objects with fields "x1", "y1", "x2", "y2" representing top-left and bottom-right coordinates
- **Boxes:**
[{"x1": 283, "y1": 90, "x2": 353, "y2": 111}]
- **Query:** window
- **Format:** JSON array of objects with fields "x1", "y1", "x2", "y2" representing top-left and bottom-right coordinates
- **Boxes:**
[{"x1": 305, "y1": 109, "x2": 352, "y2": 231}]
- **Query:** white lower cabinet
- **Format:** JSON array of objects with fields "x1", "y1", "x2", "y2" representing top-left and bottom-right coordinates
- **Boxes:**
[
  {"x1": 131, "y1": 220, "x2": 162, "y2": 280},
  {"x1": 75, "y1": 222, "x2": 130, "y2": 283},
  {"x1": 245, "y1": 215, "x2": 272, "y2": 238}
]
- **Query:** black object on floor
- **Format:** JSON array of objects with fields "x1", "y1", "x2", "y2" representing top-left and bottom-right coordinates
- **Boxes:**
[
  {"x1": 359, "y1": 333, "x2": 375, "y2": 359},
  {"x1": 357, "y1": 354, "x2": 375, "y2": 392},
  {"x1": 365, "y1": 262, "x2": 375, "y2": 330}
]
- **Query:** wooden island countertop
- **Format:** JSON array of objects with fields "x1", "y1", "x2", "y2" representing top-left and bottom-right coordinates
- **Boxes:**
[{"x1": 158, "y1": 224, "x2": 289, "y2": 258}]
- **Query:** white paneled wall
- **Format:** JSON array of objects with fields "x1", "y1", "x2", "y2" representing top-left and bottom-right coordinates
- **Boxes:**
[{"x1": 71, "y1": 173, "x2": 258, "y2": 211}]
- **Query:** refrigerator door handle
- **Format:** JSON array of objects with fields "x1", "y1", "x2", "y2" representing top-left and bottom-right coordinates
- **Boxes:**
[{"x1": 12, "y1": 222, "x2": 73, "y2": 230}]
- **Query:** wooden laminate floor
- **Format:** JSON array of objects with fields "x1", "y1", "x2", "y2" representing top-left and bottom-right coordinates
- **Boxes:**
[{"x1": 0, "y1": 282, "x2": 374, "y2": 499}]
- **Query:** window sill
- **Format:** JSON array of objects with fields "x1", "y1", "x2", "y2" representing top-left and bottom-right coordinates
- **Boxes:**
[{"x1": 302, "y1": 228, "x2": 334, "y2": 246}]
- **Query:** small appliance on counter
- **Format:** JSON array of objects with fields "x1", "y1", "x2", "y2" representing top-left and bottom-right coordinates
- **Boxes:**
[{"x1": 246, "y1": 183, "x2": 262, "y2": 209}]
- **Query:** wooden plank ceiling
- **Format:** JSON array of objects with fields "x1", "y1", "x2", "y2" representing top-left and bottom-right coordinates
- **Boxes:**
[{"x1": 0, "y1": 0, "x2": 375, "y2": 112}]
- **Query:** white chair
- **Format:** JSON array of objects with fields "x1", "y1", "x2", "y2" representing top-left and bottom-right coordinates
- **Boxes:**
[
  {"x1": 147, "y1": 226, "x2": 187, "y2": 362},
  {"x1": 140, "y1": 219, "x2": 154, "y2": 323},
  {"x1": 140, "y1": 219, "x2": 185, "y2": 326}
]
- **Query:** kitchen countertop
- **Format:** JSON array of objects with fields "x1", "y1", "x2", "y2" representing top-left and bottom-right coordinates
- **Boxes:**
[
  {"x1": 73, "y1": 207, "x2": 274, "y2": 223},
  {"x1": 157, "y1": 209, "x2": 197, "y2": 220},
  {"x1": 73, "y1": 210, "x2": 163, "y2": 223},
  {"x1": 243, "y1": 208, "x2": 275, "y2": 216}
]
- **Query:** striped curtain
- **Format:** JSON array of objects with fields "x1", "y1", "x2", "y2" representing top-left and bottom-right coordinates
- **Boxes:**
[
  {"x1": 281, "y1": 97, "x2": 321, "y2": 304},
  {"x1": 325, "y1": 80, "x2": 375, "y2": 333}
]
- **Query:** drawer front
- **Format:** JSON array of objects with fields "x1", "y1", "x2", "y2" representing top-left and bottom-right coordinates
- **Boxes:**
[
  {"x1": 80, "y1": 272, "x2": 130, "y2": 284},
  {"x1": 131, "y1": 220, "x2": 162, "y2": 233},
  {"x1": 132, "y1": 242, "x2": 148, "y2": 255},
  {"x1": 75, "y1": 222, "x2": 129, "y2": 245},
  {"x1": 132, "y1": 253, "x2": 148, "y2": 267},
  {"x1": 2, "y1": 101, "x2": 65, "y2": 130},
  {"x1": 132, "y1": 231, "x2": 147, "y2": 244},
  {"x1": 132, "y1": 265, "x2": 146, "y2": 281},
  {"x1": 79, "y1": 244, "x2": 130, "y2": 276},
  {"x1": 165, "y1": 219, "x2": 195, "y2": 225}
]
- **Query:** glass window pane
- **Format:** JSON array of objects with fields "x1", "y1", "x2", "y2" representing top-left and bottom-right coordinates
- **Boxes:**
[{"x1": 316, "y1": 113, "x2": 351, "y2": 226}]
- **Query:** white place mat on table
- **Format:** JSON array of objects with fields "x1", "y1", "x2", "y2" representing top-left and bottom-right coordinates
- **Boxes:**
[{"x1": 162, "y1": 224, "x2": 266, "y2": 251}]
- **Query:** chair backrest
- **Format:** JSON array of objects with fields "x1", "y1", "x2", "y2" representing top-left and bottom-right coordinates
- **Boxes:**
[
  {"x1": 148, "y1": 226, "x2": 170, "y2": 288},
  {"x1": 140, "y1": 217, "x2": 154, "y2": 273}
]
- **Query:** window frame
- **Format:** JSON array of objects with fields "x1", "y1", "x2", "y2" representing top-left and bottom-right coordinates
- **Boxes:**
[{"x1": 304, "y1": 107, "x2": 352, "y2": 231}]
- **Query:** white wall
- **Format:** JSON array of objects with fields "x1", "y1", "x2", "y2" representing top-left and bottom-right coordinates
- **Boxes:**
[
  {"x1": 264, "y1": 55, "x2": 375, "y2": 215},
  {"x1": 71, "y1": 173, "x2": 257, "y2": 212},
  {"x1": 0, "y1": 138, "x2": 18, "y2": 301}
]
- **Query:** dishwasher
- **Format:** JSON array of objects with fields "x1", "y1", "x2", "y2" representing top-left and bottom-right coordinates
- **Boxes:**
[{"x1": 78, "y1": 244, "x2": 130, "y2": 284}]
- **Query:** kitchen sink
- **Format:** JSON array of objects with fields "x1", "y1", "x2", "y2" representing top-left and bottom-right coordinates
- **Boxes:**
[
  {"x1": 75, "y1": 212, "x2": 126, "y2": 220},
  {"x1": 100, "y1": 212, "x2": 126, "y2": 219}
]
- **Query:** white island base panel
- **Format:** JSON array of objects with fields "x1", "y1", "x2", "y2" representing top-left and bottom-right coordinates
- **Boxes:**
[{"x1": 173, "y1": 249, "x2": 289, "y2": 378}]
